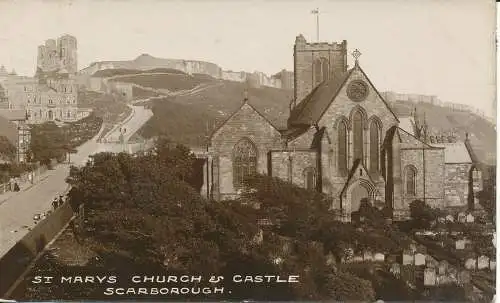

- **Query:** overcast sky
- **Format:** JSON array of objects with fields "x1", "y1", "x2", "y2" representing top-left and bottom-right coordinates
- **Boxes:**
[{"x1": 0, "y1": 0, "x2": 496, "y2": 116}]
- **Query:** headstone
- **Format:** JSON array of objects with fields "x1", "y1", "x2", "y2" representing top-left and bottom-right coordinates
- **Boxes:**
[
  {"x1": 414, "y1": 253, "x2": 426, "y2": 266},
  {"x1": 424, "y1": 268, "x2": 436, "y2": 286}
]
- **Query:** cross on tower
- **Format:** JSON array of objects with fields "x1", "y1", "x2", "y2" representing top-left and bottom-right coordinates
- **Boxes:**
[{"x1": 352, "y1": 49, "x2": 362, "y2": 63}]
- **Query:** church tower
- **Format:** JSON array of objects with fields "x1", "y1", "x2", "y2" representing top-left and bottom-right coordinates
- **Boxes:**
[{"x1": 293, "y1": 34, "x2": 348, "y2": 104}]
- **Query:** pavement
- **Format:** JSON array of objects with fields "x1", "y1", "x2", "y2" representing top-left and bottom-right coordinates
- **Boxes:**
[{"x1": 0, "y1": 104, "x2": 154, "y2": 259}]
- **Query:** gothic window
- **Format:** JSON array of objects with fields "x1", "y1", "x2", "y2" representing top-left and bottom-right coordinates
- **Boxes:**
[
  {"x1": 338, "y1": 121, "x2": 348, "y2": 176},
  {"x1": 370, "y1": 120, "x2": 380, "y2": 173},
  {"x1": 303, "y1": 167, "x2": 316, "y2": 191},
  {"x1": 233, "y1": 138, "x2": 257, "y2": 190},
  {"x1": 405, "y1": 165, "x2": 417, "y2": 196},
  {"x1": 352, "y1": 110, "x2": 364, "y2": 162}
]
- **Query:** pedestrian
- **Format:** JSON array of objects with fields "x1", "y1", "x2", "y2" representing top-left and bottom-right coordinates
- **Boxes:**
[
  {"x1": 52, "y1": 198, "x2": 58, "y2": 210},
  {"x1": 58, "y1": 195, "x2": 64, "y2": 207},
  {"x1": 13, "y1": 182, "x2": 20, "y2": 192}
]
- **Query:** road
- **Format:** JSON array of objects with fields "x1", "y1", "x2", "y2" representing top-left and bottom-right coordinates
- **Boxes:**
[
  {"x1": 0, "y1": 104, "x2": 153, "y2": 258},
  {"x1": 103, "y1": 105, "x2": 153, "y2": 143}
]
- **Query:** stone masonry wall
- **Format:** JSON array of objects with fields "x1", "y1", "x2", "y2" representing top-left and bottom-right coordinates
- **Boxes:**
[
  {"x1": 294, "y1": 36, "x2": 347, "y2": 102},
  {"x1": 443, "y1": 163, "x2": 471, "y2": 207},
  {"x1": 210, "y1": 103, "x2": 283, "y2": 199},
  {"x1": 399, "y1": 148, "x2": 445, "y2": 210},
  {"x1": 270, "y1": 150, "x2": 317, "y2": 189}
]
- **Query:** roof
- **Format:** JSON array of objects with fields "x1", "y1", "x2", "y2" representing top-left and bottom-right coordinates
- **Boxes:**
[
  {"x1": 288, "y1": 63, "x2": 399, "y2": 127},
  {"x1": 209, "y1": 100, "x2": 281, "y2": 141},
  {"x1": 398, "y1": 117, "x2": 415, "y2": 136},
  {"x1": 288, "y1": 69, "x2": 352, "y2": 126},
  {"x1": 431, "y1": 142, "x2": 472, "y2": 164},
  {"x1": 0, "y1": 109, "x2": 26, "y2": 121}
]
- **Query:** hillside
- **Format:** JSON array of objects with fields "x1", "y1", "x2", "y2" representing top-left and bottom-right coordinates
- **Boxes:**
[
  {"x1": 110, "y1": 73, "x2": 214, "y2": 92},
  {"x1": 136, "y1": 78, "x2": 495, "y2": 165},
  {"x1": 82, "y1": 54, "x2": 221, "y2": 77},
  {"x1": 137, "y1": 80, "x2": 293, "y2": 147}
]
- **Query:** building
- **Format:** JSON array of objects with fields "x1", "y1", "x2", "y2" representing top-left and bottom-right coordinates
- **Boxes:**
[
  {"x1": 1, "y1": 35, "x2": 79, "y2": 124},
  {"x1": 37, "y1": 34, "x2": 78, "y2": 74},
  {"x1": 0, "y1": 109, "x2": 30, "y2": 162},
  {"x1": 203, "y1": 34, "x2": 482, "y2": 221}
]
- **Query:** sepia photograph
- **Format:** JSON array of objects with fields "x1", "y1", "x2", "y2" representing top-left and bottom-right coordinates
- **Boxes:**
[{"x1": 0, "y1": 0, "x2": 496, "y2": 301}]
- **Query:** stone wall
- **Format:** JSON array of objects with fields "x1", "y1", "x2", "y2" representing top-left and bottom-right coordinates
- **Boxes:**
[
  {"x1": 270, "y1": 150, "x2": 317, "y2": 189},
  {"x1": 210, "y1": 103, "x2": 283, "y2": 199},
  {"x1": 0, "y1": 200, "x2": 73, "y2": 296},
  {"x1": 293, "y1": 35, "x2": 347, "y2": 102},
  {"x1": 443, "y1": 163, "x2": 472, "y2": 207},
  {"x1": 399, "y1": 147, "x2": 445, "y2": 210}
]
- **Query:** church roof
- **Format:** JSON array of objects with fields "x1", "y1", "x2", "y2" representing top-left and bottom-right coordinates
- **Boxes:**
[
  {"x1": 209, "y1": 99, "x2": 282, "y2": 141},
  {"x1": 288, "y1": 63, "x2": 399, "y2": 127},
  {"x1": 288, "y1": 69, "x2": 352, "y2": 126},
  {"x1": 431, "y1": 142, "x2": 472, "y2": 164}
]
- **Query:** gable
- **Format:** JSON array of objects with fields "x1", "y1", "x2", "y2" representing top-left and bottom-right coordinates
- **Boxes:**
[
  {"x1": 317, "y1": 64, "x2": 399, "y2": 131},
  {"x1": 210, "y1": 102, "x2": 282, "y2": 152},
  {"x1": 288, "y1": 63, "x2": 400, "y2": 131},
  {"x1": 340, "y1": 159, "x2": 380, "y2": 198}
]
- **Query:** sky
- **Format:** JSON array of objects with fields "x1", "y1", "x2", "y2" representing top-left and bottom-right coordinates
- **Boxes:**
[{"x1": 0, "y1": 0, "x2": 496, "y2": 117}]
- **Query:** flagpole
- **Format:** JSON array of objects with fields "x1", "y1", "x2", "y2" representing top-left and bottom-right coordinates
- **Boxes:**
[
  {"x1": 316, "y1": 8, "x2": 319, "y2": 42},
  {"x1": 311, "y1": 8, "x2": 320, "y2": 42}
]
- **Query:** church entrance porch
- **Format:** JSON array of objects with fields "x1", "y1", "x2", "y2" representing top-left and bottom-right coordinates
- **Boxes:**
[{"x1": 350, "y1": 183, "x2": 370, "y2": 213}]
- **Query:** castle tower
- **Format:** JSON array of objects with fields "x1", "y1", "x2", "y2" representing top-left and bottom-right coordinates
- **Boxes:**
[
  {"x1": 57, "y1": 34, "x2": 78, "y2": 74},
  {"x1": 293, "y1": 34, "x2": 348, "y2": 104},
  {"x1": 36, "y1": 35, "x2": 78, "y2": 74}
]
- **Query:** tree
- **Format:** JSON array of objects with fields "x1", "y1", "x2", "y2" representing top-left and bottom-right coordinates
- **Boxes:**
[{"x1": 409, "y1": 200, "x2": 439, "y2": 229}]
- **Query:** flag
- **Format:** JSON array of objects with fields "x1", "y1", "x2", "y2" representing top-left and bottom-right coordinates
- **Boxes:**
[{"x1": 311, "y1": 8, "x2": 319, "y2": 14}]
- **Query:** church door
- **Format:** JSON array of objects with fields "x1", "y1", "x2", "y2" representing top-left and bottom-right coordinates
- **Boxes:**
[{"x1": 350, "y1": 184, "x2": 369, "y2": 212}]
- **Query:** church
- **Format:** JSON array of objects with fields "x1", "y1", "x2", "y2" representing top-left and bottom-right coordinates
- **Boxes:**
[{"x1": 203, "y1": 34, "x2": 482, "y2": 221}]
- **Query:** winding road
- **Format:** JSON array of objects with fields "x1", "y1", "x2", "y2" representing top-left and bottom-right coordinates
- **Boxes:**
[{"x1": 0, "y1": 103, "x2": 153, "y2": 259}]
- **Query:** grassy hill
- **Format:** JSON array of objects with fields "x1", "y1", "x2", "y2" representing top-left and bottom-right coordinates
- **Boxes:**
[
  {"x1": 92, "y1": 67, "x2": 186, "y2": 77},
  {"x1": 128, "y1": 75, "x2": 495, "y2": 165},
  {"x1": 137, "y1": 80, "x2": 293, "y2": 147},
  {"x1": 113, "y1": 73, "x2": 211, "y2": 92}
]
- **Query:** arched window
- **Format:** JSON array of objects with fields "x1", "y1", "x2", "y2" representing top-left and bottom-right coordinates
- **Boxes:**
[
  {"x1": 338, "y1": 121, "x2": 348, "y2": 176},
  {"x1": 314, "y1": 57, "x2": 329, "y2": 85},
  {"x1": 405, "y1": 166, "x2": 417, "y2": 196},
  {"x1": 352, "y1": 110, "x2": 364, "y2": 162},
  {"x1": 303, "y1": 167, "x2": 316, "y2": 191},
  {"x1": 369, "y1": 120, "x2": 380, "y2": 173},
  {"x1": 233, "y1": 138, "x2": 257, "y2": 190}
]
